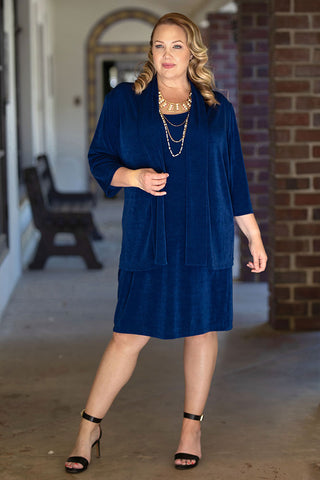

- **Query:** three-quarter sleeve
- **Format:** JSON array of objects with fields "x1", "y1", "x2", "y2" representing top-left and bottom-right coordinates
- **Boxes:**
[
  {"x1": 227, "y1": 103, "x2": 253, "y2": 216},
  {"x1": 88, "y1": 90, "x2": 123, "y2": 197}
]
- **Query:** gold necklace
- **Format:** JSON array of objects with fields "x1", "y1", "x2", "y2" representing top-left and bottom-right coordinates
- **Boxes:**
[{"x1": 158, "y1": 90, "x2": 192, "y2": 112}]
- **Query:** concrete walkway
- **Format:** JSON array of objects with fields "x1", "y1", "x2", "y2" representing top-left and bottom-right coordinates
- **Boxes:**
[{"x1": 1, "y1": 198, "x2": 320, "y2": 480}]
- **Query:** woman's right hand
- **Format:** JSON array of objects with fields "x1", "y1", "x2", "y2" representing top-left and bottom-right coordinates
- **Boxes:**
[{"x1": 134, "y1": 168, "x2": 169, "y2": 196}]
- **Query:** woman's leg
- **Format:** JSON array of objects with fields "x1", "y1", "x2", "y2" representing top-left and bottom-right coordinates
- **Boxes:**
[
  {"x1": 175, "y1": 331, "x2": 218, "y2": 467},
  {"x1": 66, "y1": 332, "x2": 150, "y2": 470}
]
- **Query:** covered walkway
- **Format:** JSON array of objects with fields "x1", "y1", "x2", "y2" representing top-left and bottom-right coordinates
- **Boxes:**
[{"x1": 1, "y1": 198, "x2": 319, "y2": 480}]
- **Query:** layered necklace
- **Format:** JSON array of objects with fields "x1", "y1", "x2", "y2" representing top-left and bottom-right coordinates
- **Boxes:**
[{"x1": 158, "y1": 90, "x2": 192, "y2": 158}]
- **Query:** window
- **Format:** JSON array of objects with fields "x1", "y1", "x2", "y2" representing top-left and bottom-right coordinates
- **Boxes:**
[{"x1": 0, "y1": 0, "x2": 8, "y2": 255}]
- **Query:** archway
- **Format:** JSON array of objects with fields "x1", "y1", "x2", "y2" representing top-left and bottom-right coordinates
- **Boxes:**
[{"x1": 86, "y1": 8, "x2": 158, "y2": 143}]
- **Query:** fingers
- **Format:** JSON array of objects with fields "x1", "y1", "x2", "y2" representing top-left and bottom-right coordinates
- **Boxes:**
[
  {"x1": 246, "y1": 254, "x2": 268, "y2": 273},
  {"x1": 137, "y1": 169, "x2": 169, "y2": 196}
]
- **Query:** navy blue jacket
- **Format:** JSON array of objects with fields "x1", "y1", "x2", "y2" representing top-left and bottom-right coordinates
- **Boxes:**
[{"x1": 88, "y1": 76, "x2": 253, "y2": 271}]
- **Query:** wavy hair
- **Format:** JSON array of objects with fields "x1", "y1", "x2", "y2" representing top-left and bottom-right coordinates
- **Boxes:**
[{"x1": 134, "y1": 12, "x2": 218, "y2": 106}]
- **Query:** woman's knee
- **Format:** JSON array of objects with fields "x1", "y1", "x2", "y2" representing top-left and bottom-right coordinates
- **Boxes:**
[
  {"x1": 112, "y1": 332, "x2": 150, "y2": 353},
  {"x1": 185, "y1": 331, "x2": 218, "y2": 346}
]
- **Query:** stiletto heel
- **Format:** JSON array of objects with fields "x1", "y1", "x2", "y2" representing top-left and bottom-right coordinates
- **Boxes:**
[
  {"x1": 174, "y1": 412, "x2": 203, "y2": 470},
  {"x1": 65, "y1": 410, "x2": 103, "y2": 474}
]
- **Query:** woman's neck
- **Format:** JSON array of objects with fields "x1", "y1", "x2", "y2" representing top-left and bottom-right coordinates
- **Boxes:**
[{"x1": 157, "y1": 76, "x2": 191, "y2": 103}]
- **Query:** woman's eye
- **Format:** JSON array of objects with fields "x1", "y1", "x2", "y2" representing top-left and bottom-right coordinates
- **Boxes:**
[
  {"x1": 154, "y1": 44, "x2": 163, "y2": 48},
  {"x1": 173, "y1": 45, "x2": 182, "y2": 49}
]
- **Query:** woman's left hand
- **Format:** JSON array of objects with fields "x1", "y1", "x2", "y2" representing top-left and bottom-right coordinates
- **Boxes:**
[{"x1": 247, "y1": 237, "x2": 268, "y2": 273}]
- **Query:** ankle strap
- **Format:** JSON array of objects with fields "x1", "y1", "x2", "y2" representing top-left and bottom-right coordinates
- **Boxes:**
[
  {"x1": 81, "y1": 409, "x2": 102, "y2": 423},
  {"x1": 184, "y1": 412, "x2": 204, "y2": 422}
]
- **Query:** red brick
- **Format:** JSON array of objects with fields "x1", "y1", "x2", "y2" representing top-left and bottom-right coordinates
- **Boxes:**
[
  {"x1": 275, "y1": 112, "x2": 309, "y2": 126},
  {"x1": 313, "y1": 15, "x2": 320, "y2": 28},
  {"x1": 274, "y1": 48, "x2": 310, "y2": 62},
  {"x1": 275, "y1": 239, "x2": 309, "y2": 252},
  {"x1": 296, "y1": 255, "x2": 320, "y2": 267},
  {"x1": 294, "y1": 31, "x2": 320, "y2": 45},
  {"x1": 295, "y1": 0, "x2": 320, "y2": 13},
  {"x1": 257, "y1": 118, "x2": 269, "y2": 129},
  {"x1": 242, "y1": 54, "x2": 269, "y2": 66},
  {"x1": 270, "y1": 317, "x2": 291, "y2": 329},
  {"x1": 275, "y1": 80, "x2": 310, "y2": 93},
  {"x1": 275, "y1": 192, "x2": 290, "y2": 205},
  {"x1": 256, "y1": 41, "x2": 269, "y2": 53},
  {"x1": 275, "y1": 129, "x2": 291, "y2": 142},
  {"x1": 281, "y1": 177, "x2": 310, "y2": 189},
  {"x1": 275, "y1": 161, "x2": 291, "y2": 174},
  {"x1": 243, "y1": 29, "x2": 269, "y2": 40},
  {"x1": 314, "y1": 177, "x2": 320, "y2": 188},
  {"x1": 258, "y1": 144, "x2": 269, "y2": 155},
  {"x1": 275, "y1": 15, "x2": 309, "y2": 29},
  {"x1": 294, "y1": 286, "x2": 320, "y2": 300},
  {"x1": 275, "y1": 0, "x2": 291, "y2": 11},
  {"x1": 314, "y1": 271, "x2": 320, "y2": 283},
  {"x1": 296, "y1": 96, "x2": 320, "y2": 109},
  {"x1": 314, "y1": 80, "x2": 320, "y2": 94},
  {"x1": 275, "y1": 208, "x2": 308, "y2": 220},
  {"x1": 240, "y1": 93, "x2": 255, "y2": 104},
  {"x1": 314, "y1": 209, "x2": 320, "y2": 220},
  {"x1": 274, "y1": 286, "x2": 291, "y2": 299},
  {"x1": 241, "y1": 80, "x2": 269, "y2": 91},
  {"x1": 312, "y1": 303, "x2": 320, "y2": 315},
  {"x1": 275, "y1": 97, "x2": 292, "y2": 110},
  {"x1": 292, "y1": 317, "x2": 320, "y2": 330},
  {"x1": 313, "y1": 113, "x2": 320, "y2": 127},
  {"x1": 275, "y1": 271, "x2": 307, "y2": 284},
  {"x1": 295, "y1": 129, "x2": 320, "y2": 142},
  {"x1": 313, "y1": 146, "x2": 320, "y2": 158},
  {"x1": 274, "y1": 65, "x2": 293, "y2": 77},
  {"x1": 314, "y1": 239, "x2": 320, "y2": 250},
  {"x1": 274, "y1": 254, "x2": 290, "y2": 268},
  {"x1": 294, "y1": 224, "x2": 320, "y2": 235},
  {"x1": 242, "y1": 2, "x2": 268, "y2": 13},
  {"x1": 275, "y1": 32, "x2": 290, "y2": 44},
  {"x1": 295, "y1": 65, "x2": 320, "y2": 77},
  {"x1": 257, "y1": 15, "x2": 268, "y2": 26},
  {"x1": 274, "y1": 223, "x2": 289, "y2": 236},
  {"x1": 275, "y1": 302, "x2": 308, "y2": 315},
  {"x1": 241, "y1": 132, "x2": 269, "y2": 142},
  {"x1": 296, "y1": 161, "x2": 320, "y2": 174},
  {"x1": 250, "y1": 184, "x2": 269, "y2": 194},
  {"x1": 295, "y1": 193, "x2": 320, "y2": 205},
  {"x1": 314, "y1": 49, "x2": 320, "y2": 64},
  {"x1": 276, "y1": 145, "x2": 309, "y2": 159}
]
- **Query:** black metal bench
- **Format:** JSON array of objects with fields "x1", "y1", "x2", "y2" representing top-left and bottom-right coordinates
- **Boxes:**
[{"x1": 24, "y1": 162, "x2": 103, "y2": 270}]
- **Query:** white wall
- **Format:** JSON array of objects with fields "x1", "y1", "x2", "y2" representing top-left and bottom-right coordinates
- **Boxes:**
[
  {"x1": 17, "y1": 0, "x2": 56, "y2": 168},
  {"x1": 0, "y1": 0, "x2": 56, "y2": 318},
  {"x1": 0, "y1": 0, "x2": 20, "y2": 317}
]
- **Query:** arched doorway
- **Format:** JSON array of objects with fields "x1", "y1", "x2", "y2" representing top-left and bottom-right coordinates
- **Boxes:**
[{"x1": 86, "y1": 9, "x2": 158, "y2": 143}]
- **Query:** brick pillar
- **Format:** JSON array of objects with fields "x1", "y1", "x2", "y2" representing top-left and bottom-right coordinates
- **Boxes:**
[
  {"x1": 237, "y1": 0, "x2": 270, "y2": 281},
  {"x1": 206, "y1": 13, "x2": 238, "y2": 110},
  {"x1": 269, "y1": 0, "x2": 320, "y2": 329}
]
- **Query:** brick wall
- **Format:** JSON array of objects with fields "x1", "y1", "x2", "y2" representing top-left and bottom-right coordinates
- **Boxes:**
[
  {"x1": 237, "y1": 0, "x2": 270, "y2": 281},
  {"x1": 206, "y1": 13, "x2": 238, "y2": 110},
  {"x1": 269, "y1": 0, "x2": 320, "y2": 329}
]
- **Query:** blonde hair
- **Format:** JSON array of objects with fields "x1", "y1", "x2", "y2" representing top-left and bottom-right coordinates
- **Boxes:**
[{"x1": 134, "y1": 12, "x2": 218, "y2": 106}]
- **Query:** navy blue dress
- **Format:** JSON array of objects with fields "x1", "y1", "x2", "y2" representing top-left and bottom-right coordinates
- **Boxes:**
[{"x1": 113, "y1": 112, "x2": 233, "y2": 340}]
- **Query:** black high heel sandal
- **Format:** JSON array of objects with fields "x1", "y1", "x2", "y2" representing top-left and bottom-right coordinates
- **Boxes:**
[
  {"x1": 174, "y1": 412, "x2": 204, "y2": 470},
  {"x1": 65, "y1": 410, "x2": 103, "y2": 474}
]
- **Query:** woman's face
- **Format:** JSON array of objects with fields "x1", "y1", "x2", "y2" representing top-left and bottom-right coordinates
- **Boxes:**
[{"x1": 151, "y1": 24, "x2": 191, "y2": 83}]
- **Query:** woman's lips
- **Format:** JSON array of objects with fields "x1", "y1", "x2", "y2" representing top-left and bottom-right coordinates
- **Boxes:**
[{"x1": 162, "y1": 63, "x2": 175, "y2": 69}]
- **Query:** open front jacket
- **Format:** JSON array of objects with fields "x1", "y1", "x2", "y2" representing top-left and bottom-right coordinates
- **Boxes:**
[{"x1": 88, "y1": 76, "x2": 253, "y2": 271}]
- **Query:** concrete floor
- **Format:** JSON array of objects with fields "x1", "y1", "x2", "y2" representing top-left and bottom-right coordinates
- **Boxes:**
[{"x1": 1, "y1": 197, "x2": 320, "y2": 480}]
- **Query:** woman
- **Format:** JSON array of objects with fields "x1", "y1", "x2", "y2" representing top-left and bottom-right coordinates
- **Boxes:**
[{"x1": 65, "y1": 12, "x2": 267, "y2": 473}]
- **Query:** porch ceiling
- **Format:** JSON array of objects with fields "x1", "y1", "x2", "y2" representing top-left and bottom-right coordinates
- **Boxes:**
[{"x1": 159, "y1": 0, "x2": 235, "y2": 22}]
